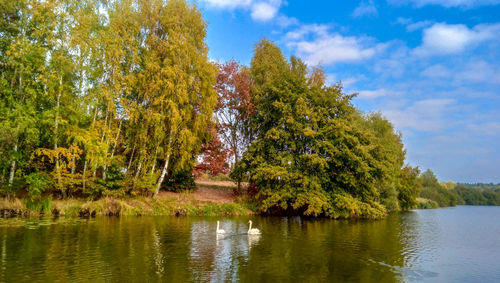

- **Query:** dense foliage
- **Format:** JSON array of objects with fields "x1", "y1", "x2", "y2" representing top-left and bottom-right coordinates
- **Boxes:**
[
  {"x1": 418, "y1": 170, "x2": 459, "y2": 207},
  {"x1": 235, "y1": 40, "x2": 420, "y2": 218},
  {"x1": 0, "y1": 0, "x2": 216, "y2": 199},
  {"x1": 454, "y1": 184, "x2": 500, "y2": 205}
]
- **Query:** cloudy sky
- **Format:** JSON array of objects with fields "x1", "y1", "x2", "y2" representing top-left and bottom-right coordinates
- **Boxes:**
[{"x1": 194, "y1": 0, "x2": 500, "y2": 183}]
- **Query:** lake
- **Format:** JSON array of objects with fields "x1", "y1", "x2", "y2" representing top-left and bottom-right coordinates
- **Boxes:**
[{"x1": 1, "y1": 206, "x2": 499, "y2": 282}]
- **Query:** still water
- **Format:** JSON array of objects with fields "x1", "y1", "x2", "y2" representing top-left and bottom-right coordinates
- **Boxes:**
[{"x1": 1, "y1": 206, "x2": 499, "y2": 282}]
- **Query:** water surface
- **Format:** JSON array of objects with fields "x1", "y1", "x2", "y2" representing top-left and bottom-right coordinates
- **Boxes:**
[{"x1": 1, "y1": 206, "x2": 499, "y2": 282}]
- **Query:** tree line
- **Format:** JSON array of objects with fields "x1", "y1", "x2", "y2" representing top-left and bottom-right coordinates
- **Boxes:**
[
  {"x1": 1, "y1": 0, "x2": 216, "y2": 202},
  {"x1": 2, "y1": 0, "x2": 424, "y2": 218},
  {"x1": 417, "y1": 170, "x2": 500, "y2": 208}
]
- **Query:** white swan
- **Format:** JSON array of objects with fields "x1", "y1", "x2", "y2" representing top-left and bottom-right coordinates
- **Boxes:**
[
  {"x1": 216, "y1": 221, "x2": 225, "y2": 234},
  {"x1": 247, "y1": 220, "x2": 261, "y2": 235}
]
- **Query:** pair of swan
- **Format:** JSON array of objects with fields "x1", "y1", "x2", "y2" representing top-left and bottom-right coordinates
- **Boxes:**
[{"x1": 216, "y1": 220, "x2": 261, "y2": 235}]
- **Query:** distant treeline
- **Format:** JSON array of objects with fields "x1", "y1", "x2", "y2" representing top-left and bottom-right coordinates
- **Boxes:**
[
  {"x1": 417, "y1": 170, "x2": 500, "y2": 208},
  {"x1": 457, "y1": 183, "x2": 500, "y2": 190}
]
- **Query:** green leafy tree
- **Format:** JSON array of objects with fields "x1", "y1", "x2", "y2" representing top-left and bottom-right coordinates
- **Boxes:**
[
  {"x1": 238, "y1": 39, "x2": 410, "y2": 218},
  {"x1": 128, "y1": 0, "x2": 217, "y2": 197},
  {"x1": 397, "y1": 165, "x2": 421, "y2": 209},
  {"x1": 418, "y1": 169, "x2": 460, "y2": 207}
]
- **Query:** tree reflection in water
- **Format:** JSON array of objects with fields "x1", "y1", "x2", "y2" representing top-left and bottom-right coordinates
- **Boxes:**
[{"x1": 0, "y1": 214, "x2": 428, "y2": 282}]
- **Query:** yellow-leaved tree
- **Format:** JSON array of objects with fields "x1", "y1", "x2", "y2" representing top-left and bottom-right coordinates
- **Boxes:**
[{"x1": 129, "y1": 0, "x2": 217, "y2": 197}]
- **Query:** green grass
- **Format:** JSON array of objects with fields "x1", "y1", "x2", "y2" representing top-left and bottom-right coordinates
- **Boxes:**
[
  {"x1": 196, "y1": 184, "x2": 236, "y2": 190},
  {"x1": 197, "y1": 173, "x2": 233, "y2": 181},
  {"x1": 0, "y1": 195, "x2": 256, "y2": 217}
]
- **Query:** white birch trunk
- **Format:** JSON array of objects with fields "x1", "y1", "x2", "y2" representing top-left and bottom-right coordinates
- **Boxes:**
[
  {"x1": 127, "y1": 143, "x2": 136, "y2": 172},
  {"x1": 103, "y1": 119, "x2": 122, "y2": 181},
  {"x1": 153, "y1": 154, "x2": 170, "y2": 198},
  {"x1": 132, "y1": 160, "x2": 142, "y2": 189},
  {"x1": 150, "y1": 145, "x2": 159, "y2": 175},
  {"x1": 8, "y1": 141, "x2": 18, "y2": 198},
  {"x1": 55, "y1": 75, "x2": 63, "y2": 197},
  {"x1": 83, "y1": 160, "x2": 87, "y2": 191}
]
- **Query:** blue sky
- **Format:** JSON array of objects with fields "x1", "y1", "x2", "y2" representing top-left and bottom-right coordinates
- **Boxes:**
[{"x1": 194, "y1": 0, "x2": 500, "y2": 183}]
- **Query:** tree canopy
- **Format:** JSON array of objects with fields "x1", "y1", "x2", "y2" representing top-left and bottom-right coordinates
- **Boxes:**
[
  {"x1": 235, "y1": 40, "x2": 420, "y2": 218},
  {"x1": 0, "y1": 0, "x2": 216, "y2": 199}
]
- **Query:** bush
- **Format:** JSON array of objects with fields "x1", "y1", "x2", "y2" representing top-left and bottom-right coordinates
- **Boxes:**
[
  {"x1": 164, "y1": 170, "x2": 196, "y2": 192},
  {"x1": 416, "y1": 197, "x2": 439, "y2": 209}
]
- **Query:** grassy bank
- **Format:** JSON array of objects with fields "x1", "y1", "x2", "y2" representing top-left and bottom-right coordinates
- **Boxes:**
[{"x1": 0, "y1": 194, "x2": 256, "y2": 218}]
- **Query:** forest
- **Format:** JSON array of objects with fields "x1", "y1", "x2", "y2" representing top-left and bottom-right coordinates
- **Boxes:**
[
  {"x1": 1, "y1": 0, "x2": 493, "y2": 218},
  {"x1": 416, "y1": 169, "x2": 500, "y2": 208}
]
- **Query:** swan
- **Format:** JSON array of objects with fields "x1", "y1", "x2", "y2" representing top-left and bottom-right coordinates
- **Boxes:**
[
  {"x1": 247, "y1": 220, "x2": 261, "y2": 235},
  {"x1": 216, "y1": 221, "x2": 225, "y2": 234}
]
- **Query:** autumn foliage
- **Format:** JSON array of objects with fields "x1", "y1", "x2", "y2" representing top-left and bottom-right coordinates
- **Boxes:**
[
  {"x1": 195, "y1": 60, "x2": 253, "y2": 183},
  {"x1": 194, "y1": 127, "x2": 231, "y2": 176}
]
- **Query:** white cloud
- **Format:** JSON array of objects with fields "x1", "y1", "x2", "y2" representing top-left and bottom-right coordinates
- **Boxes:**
[
  {"x1": 383, "y1": 99, "x2": 457, "y2": 132},
  {"x1": 341, "y1": 77, "x2": 363, "y2": 89},
  {"x1": 388, "y1": 0, "x2": 500, "y2": 8},
  {"x1": 455, "y1": 60, "x2": 500, "y2": 84},
  {"x1": 200, "y1": 0, "x2": 252, "y2": 9},
  {"x1": 285, "y1": 24, "x2": 384, "y2": 65},
  {"x1": 421, "y1": 61, "x2": 500, "y2": 84},
  {"x1": 397, "y1": 18, "x2": 433, "y2": 31},
  {"x1": 358, "y1": 88, "x2": 402, "y2": 99},
  {"x1": 251, "y1": 1, "x2": 280, "y2": 21},
  {"x1": 285, "y1": 24, "x2": 329, "y2": 40},
  {"x1": 371, "y1": 43, "x2": 412, "y2": 78},
  {"x1": 407, "y1": 20, "x2": 433, "y2": 31},
  {"x1": 413, "y1": 23, "x2": 500, "y2": 56},
  {"x1": 373, "y1": 58, "x2": 406, "y2": 77},
  {"x1": 467, "y1": 122, "x2": 500, "y2": 136},
  {"x1": 351, "y1": 0, "x2": 378, "y2": 18},
  {"x1": 276, "y1": 15, "x2": 299, "y2": 28},
  {"x1": 293, "y1": 36, "x2": 376, "y2": 65},
  {"x1": 198, "y1": 0, "x2": 282, "y2": 22},
  {"x1": 421, "y1": 64, "x2": 451, "y2": 78},
  {"x1": 327, "y1": 74, "x2": 364, "y2": 89}
]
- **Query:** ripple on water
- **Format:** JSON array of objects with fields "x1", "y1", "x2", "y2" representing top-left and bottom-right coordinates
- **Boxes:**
[{"x1": 1, "y1": 207, "x2": 500, "y2": 282}]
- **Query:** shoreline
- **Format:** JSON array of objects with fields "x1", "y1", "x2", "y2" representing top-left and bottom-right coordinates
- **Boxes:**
[
  {"x1": 2, "y1": 183, "x2": 484, "y2": 219},
  {"x1": 0, "y1": 195, "x2": 456, "y2": 219},
  {"x1": 0, "y1": 193, "x2": 256, "y2": 218}
]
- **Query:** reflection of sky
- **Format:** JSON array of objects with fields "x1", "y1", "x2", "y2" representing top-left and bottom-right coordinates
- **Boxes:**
[
  {"x1": 400, "y1": 207, "x2": 500, "y2": 282},
  {"x1": 2, "y1": 212, "x2": 499, "y2": 281},
  {"x1": 189, "y1": 220, "x2": 260, "y2": 282},
  {"x1": 181, "y1": 210, "x2": 500, "y2": 282}
]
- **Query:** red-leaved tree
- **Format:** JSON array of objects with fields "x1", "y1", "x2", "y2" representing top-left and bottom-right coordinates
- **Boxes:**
[
  {"x1": 217, "y1": 61, "x2": 253, "y2": 193},
  {"x1": 196, "y1": 60, "x2": 253, "y2": 193},
  {"x1": 194, "y1": 126, "x2": 231, "y2": 176}
]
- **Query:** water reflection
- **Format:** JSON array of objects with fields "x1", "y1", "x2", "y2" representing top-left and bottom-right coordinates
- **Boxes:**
[
  {"x1": 0, "y1": 207, "x2": 499, "y2": 282},
  {"x1": 247, "y1": 234, "x2": 261, "y2": 250},
  {"x1": 189, "y1": 220, "x2": 263, "y2": 282}
]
